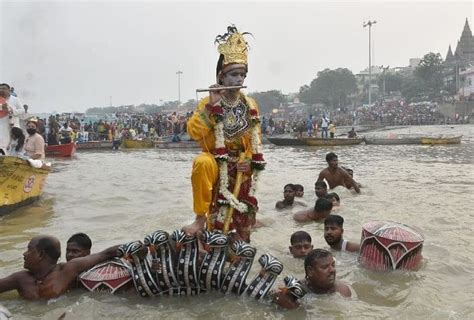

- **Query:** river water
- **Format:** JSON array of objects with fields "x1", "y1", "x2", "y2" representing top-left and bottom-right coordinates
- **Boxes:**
[{"x1": 1, "y1": 125, "x2": 473, "y2": 319}]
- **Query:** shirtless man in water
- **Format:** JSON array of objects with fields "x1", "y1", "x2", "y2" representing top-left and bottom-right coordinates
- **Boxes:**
[
  {"x1": 317, "y1": 152, "x2": 360, "y2": 193},
  {"x1": 273, "y1": 248, "x2": 352, "y2": 309},
  {"x1": 0, "y1": 235, "x2": 120, "y2": 300}
]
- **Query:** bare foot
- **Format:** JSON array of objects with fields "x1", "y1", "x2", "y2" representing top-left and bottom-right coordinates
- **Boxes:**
[{"x1": 182, "y1": 215, "x2": 206, "y2": 237}]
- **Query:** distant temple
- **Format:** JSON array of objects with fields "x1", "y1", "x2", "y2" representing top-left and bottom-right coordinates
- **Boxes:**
[
  {"x1": 445, "y1": 18, "x2": 474, "y2": 67},
  {"x1": 443, "y1": 18, "x2": 474, "y2": 98}
]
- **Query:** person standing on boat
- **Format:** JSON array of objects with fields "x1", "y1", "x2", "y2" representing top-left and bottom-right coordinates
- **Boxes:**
[
  {"x1": 24, "y1": 119, "x2": 46, "y2": 161},
  {"x1": 182, "y1": 26, "x2": 265, "y2": 242},
  {"x1": 0, "y1": 83, "x2": 25, "y2": 128},
  {"x1": 306, "y1": 115, "x2": 314, "y2": 137},
  {"x1": 59, "y1": 122, "x2": 73, "y2": 144},
  {"x1": 320, "y1": 114, "x2": 329, "y2": 139},
  {"x1": 328, "y1": 121, "x2": 336, "y2": 138}
]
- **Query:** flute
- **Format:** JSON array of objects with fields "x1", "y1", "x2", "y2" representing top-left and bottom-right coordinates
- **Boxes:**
[{"x1": 196, "y1": 86, "x2": 247, "y2": 93}]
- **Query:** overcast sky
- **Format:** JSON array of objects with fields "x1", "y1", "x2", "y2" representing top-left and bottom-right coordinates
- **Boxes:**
[{"x1": 0, "y1": 0, "x2": 472, "y2": 113}]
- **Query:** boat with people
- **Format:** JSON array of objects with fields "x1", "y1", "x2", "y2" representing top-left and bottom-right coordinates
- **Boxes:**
[
  {"x1": 45, "y1": 142, "x2": 77, "y2": 157},
  {"x1": 122, "y1": 138, "x2": 154, "y2": 149},
  {"x1": 0, "y1": 156, "x2": 50, "y2": 215},
  {"x1": 420, "y1": 135, "x2": 462, "y2": 145}
]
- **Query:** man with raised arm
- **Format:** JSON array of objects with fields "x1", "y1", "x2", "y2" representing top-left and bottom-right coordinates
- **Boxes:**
[
  {"x1": 0, "y1": 235, "x2": 120, "y2": 300},
  {"x1": 317, "y1": 152, "x2": 361, "y2": 193}
]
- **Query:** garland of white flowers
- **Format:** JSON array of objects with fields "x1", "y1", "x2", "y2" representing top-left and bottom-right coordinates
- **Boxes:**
[{"x1": 210, "y1": 102, "x2": 265, "y2": 214}]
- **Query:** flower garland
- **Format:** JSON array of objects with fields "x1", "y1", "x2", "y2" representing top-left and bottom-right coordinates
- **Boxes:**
[{"x1": 206, "y1": 100, "x2": 266, "y2": 215}]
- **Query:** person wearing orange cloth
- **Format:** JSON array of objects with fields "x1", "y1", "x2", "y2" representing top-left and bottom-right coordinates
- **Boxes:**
[{"x1": 182, "y1": 26, "x2": 265, "y2": 242}]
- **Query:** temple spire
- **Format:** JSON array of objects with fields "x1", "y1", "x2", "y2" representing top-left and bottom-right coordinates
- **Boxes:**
[
  {"x1": 462, "y1": 18, "x2": 472, "y2": 38},
  {"x1": 445, "y1": 45, "x2": 454, "y2": 63}
]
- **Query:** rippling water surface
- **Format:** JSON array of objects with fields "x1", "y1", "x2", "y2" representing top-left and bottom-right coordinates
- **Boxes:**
[{"x1": 1, "y1": 125, "x2": 473, "y2": 319}]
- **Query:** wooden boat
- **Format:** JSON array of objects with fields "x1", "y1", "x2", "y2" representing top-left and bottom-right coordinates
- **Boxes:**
[
  {"x1": 305, "y1": 137, "x2": 365, "y2": 146},
  {"x1": 76, "y1": 140, "x2": 114, "y2": 150},
  {"x1": 420, "y1": 136, "x2": 462, "y2": 145},
  {"x1": 266, "y1": 136, "x2": 308, "y2": 146},
  {"x1": 364, "y1": 137, "x2": 422, "y2": 145},
  {"x1": 122, "y1": 138, "x2": 154, "y2": 149},
  {"x1": 45, "y1": 142, "x2": 77, "y2": 157},
  {"x1": 155, "y1": 140, "x2": 200, "y2": 149},
  {"x1": 0, "y1": 156, "x2": 50, "y2": 215}
]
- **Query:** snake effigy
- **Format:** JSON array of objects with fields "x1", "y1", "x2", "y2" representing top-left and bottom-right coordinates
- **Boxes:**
[
  {"x1": 80, "y1": 229, "x2": 308, "y2": 304},
  {"x1": 221, "y1": 239, "x2": 256, "y2": 295},
  {"x1": 144, "y1": 230, "x2": 179, "y2": 294},
  {"x1": 171, "y1": 230, "x2": 200, "y2": 296},
  {"x1": 199, "y1": 230, "x2": 228, "y2": 291},
  {"x1": 246, "y1": 253, "x2": 283, "y2": 300}
]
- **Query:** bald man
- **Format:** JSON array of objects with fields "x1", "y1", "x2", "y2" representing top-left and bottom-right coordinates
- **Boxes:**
[{"x1": 0, "y1": 235, "x2": 120, "y2": 300}]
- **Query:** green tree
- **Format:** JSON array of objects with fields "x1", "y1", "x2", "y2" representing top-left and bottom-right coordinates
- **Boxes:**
[
  {"x1": 248, "y1": 90, "x2": 285, "y2": 114},
  {"x1": 400, "y1": 76, "x2": 427, "y2": 102},
  {"x1": 414, "y1": 52, "x2": 444, "y2": 98},
  {"x1": 181, "y1": 99, "x2": 198, "y2": 110},
  {"x1": 377, "y1": 73, "x2": 404, "y2": 94},
  {"x1": 299, "y1": 68, "x2": 357, "y2": 108}
]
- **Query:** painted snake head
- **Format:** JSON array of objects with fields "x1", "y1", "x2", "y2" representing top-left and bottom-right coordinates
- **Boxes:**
[{"x1": 283, "y1": 275, "x2": 308, "y2": 299}]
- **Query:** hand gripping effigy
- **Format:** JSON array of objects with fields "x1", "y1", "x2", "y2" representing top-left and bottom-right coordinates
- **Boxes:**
[
  {"x1": 246, "y1": 253, "x2": 283, "y2": 300},
  {"x1": 221, "y1": 240, "x2": 256, "y2": 295}
]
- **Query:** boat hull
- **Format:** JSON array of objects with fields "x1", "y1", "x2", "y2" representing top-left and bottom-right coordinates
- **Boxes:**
[
  {"x1": 420, "y1": 136, "x2": 462, "y2": 145},
  {"x1": 305, "y1": 138, "x2": 364, "y2": 146},
  {"x1": 155, "y1": 141, "x2": 200, "y2": 149},
  {"x1": 122, "y1": 139, "x2": 154, "y2": 149},
  {"x1": 0, "y1": 156, "x2": 49, "y2": 215},
  {"x1": 76, "y1": 141, "x2": 114, "y2": 150},
  {"x1": 266, "y1": 137, "x2": 308, "y2": 146},
  {"x1": 45, "y1": 143, "x2": 77, "y2": 157},
  {"x1": 364, "y1": 138, "x2": 422, "y2": 145}
]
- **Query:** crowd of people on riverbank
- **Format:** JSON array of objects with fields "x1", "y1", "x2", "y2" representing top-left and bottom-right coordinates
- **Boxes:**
[
  {"x1": 259, "y1": 99, "x2": 466, "y2": 136},
  {"x1": 32, "y1": 111, "x2": 193, "y2": 145}
]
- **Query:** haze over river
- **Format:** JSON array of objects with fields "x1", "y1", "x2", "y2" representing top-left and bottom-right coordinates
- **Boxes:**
[{"x1": 1, "y1": 125, "x2": 473, "y2": 319}]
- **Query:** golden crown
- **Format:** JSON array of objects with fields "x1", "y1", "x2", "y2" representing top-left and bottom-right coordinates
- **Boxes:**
[{"x1": 216, "y1": 26, "x2": 250, "y2": 67}]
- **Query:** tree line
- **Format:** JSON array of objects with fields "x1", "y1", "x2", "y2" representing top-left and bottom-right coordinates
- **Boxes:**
[{"x1": 86, "y1": 51, "x2": 450, "y2": 115}]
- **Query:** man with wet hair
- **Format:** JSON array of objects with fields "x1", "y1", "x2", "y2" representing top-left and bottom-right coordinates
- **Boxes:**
[
  {"x1": 289, "y1": 231, "x2": 313, "y2": 258},
  {"x1": 317, "y1": 152, "x2": 360, "y2": 193},
  {"x1": 0, "y1": 235, "x2": 121, "y2": 300},
  {"x1": 326, "y1": 192, "x2": 341, "y2": 208},
  {"x1": 314, "y1": 180, "x2": 328, "y2": 198},
  {"x1": 293, "y1": 184, "x2": 304, "y2": 197},
  {"x1": 324, "y1": 215, "x2": 360, "y2": 252},
  {"x1": 276, "y1": 183, "x2": 295, "y2": 209},
  {"x1": 273, "y1": 248, "x2": 352, "y2": 309},
  {"x1": 66, "y1": 233, "x2": 92, "y2": 261},
  {"x1": 293, "y1": 197, "x2": 333, "y2": 222}
]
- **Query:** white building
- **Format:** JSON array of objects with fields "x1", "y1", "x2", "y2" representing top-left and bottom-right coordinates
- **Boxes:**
[{"x1": 459, "y1": 67, "x2": 474, "y2": 99}]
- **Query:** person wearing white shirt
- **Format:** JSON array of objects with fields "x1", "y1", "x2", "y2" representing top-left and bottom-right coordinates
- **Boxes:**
[
  {"x1": 320, "y1": 115, "x2": 329, "y2": 139},
  {"x1": 0, "y1": 83, "x2": 25, "y2": 128}
]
